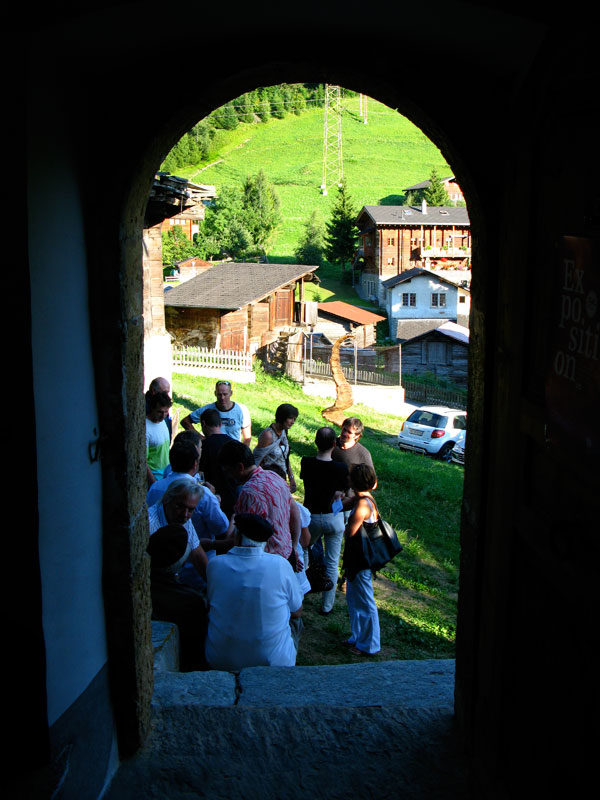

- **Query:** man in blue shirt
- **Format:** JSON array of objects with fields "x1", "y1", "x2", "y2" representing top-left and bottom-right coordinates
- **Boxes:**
[{"x1": 147, "y1": 439, "x2": 230, "y2": 548}]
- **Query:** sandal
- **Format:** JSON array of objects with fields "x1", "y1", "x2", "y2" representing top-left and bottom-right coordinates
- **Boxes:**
[{"x1": 349, "y1": 646, "x2": 376, "y2": 657}]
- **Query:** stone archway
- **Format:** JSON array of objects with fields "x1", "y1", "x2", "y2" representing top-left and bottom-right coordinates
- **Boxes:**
[
  {"x1": 106, "y1": 70, "x2": 484, "y2": 757},
  {"x1": 23, "y1": 4, "x2": 600, "y2": 797}
]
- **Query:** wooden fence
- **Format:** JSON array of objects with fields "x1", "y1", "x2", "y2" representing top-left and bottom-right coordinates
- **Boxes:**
[
  {"x1": 305, "y1": 359, "x2": 400, "y2": 387},
  {"x1": 172, "y1": 346, "x2": 253, "y2": 373},
  {"x1": 402, "y1": 379, "x2": 467, "y2": 409}
]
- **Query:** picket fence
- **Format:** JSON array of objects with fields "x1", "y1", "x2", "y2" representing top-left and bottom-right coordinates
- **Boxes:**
[{"x1": 172, "y1": 346, "x2": 253, "y2": 373}]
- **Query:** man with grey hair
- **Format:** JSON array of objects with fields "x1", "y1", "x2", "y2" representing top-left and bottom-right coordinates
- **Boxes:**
[
  {"x1": 205, "y1": 513, "x2": 303, "y2": 670},
  {"x1": 148, "y1": 478, "x2": 208, "y2": 580}
]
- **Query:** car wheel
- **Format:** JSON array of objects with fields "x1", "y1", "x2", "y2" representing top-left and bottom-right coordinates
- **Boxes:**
[{"x1": 438, "y1": 442, "x2": 454, "y2": 462}]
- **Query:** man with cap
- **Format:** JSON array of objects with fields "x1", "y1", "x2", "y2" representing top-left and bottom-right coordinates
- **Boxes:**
[
  {"x1": 205, "y1": 513, "x2": 303, "y2": 670},
  {"x1": 147, "y1": 524, "x2": 208, "y2": 671}
]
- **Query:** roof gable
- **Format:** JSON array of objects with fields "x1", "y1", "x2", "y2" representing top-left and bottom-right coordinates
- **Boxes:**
[{"x1": 382, "y1": 267, "x2": 468, "y2": 292}]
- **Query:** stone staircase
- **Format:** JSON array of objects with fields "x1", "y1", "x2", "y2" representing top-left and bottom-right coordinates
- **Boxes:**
[{"x1": 104, "y1": 623, "x2": 468, "y2": 799}]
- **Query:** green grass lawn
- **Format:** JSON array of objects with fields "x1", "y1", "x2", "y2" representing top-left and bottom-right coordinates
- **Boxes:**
[{"x1": 172, "y1": 366, "x2": 463, "y2": 664}]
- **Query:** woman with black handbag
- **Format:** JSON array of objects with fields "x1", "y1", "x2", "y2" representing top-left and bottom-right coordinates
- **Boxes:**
[{"x1": 342, "y1": 463, "x2": 381, "y2": 656}]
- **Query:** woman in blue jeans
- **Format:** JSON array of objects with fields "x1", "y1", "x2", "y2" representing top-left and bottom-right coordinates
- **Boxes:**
[
  {"x1": 342, "y1": 463, "x2": 381, "y2": 656},
  {"x1": 300, "y1": 426, "x2": 349, "y2": 615}
]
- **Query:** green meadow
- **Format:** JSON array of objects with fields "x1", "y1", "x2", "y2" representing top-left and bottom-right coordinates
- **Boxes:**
[{"x1": 175, "y1": 93, "x2": 451, "y2": 263}]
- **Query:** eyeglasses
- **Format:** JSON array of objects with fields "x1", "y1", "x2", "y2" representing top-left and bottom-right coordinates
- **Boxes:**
[{"x1": 216, "y1": 380, "x2": 231, "y2": 387}]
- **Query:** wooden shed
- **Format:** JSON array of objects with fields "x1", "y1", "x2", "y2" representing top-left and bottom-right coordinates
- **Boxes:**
[
  {"x1": 164, "y1": 262, "x2": 318, "y2": 352},
  {"x1": 384, "y1": 321, "x2": 469, "y2": 387}
]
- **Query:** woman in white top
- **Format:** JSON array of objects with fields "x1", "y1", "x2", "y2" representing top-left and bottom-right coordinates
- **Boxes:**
[{"x1": 341, "y1": 463, "x2": 381, "y2": 656}]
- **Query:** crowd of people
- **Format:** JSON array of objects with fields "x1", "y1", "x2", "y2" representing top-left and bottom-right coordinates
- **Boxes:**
[{"x1": 145, "y1": 377, "x2": 381, "y2": 671}]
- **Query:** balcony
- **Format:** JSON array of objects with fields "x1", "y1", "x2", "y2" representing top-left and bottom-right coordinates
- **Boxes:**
[{"x1": 418, "y1": 246, "x2": 471, "y2": 259}]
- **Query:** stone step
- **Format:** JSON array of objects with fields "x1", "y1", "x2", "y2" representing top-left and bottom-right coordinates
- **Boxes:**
[
  {"x1": 151, "y1": 621, "x2": 455, "y2": 711},
  {"x1": 153, "y1": 663, "x2": 455, "y2": 711}
]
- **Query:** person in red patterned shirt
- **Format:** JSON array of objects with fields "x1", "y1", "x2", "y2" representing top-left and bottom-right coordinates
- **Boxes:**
[{"x1": 218, "y1": 440, "x2": 302, "y2": 571}]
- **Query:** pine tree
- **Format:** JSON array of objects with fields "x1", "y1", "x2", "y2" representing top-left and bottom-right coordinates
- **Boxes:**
[
  {"x1": 324, "y1": 179, "x2": 359, "y2": 271},
  {"x1": 238, "y1": 93, "x2": 255, "y2": 124},
  {"x1": 241, "y1": 170, "x2": 281, "y2": 248},
  {"x1": 423, "y1": 168, "x2": 451, "y2": 206},
  {"x1": 295, "y1": 210, "x2": 325, "y2": 266}
]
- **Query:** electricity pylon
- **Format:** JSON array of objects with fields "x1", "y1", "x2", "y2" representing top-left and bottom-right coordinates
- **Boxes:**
[{"x1": 320, "y1": 84, "x2": 343, "y2": 196}]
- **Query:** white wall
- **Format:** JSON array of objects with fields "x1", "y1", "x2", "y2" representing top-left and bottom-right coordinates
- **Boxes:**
[
  {"x1": 28, "y1": 69, "x2": 108, "y2": 727},
  {"x1": 386, "y1": 274, "x2": 458, "y2": 321}
]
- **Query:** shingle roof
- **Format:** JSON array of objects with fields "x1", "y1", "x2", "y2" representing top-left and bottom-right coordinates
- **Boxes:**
[
  {"x1": 357, "y1": 205, "x2": 469, "y2": 227},
  {"x1": 402, "y1": 320, "x2": 470, "y2": 346},
  {"x1": 395, "y1": 319, "x2": 446, "y2": 342},
  {"x1": 317, "y1": 301, "x2": 386, "y2": 325},
  {"x1": 163, "y1": 263, "x2": 318, "y2": 310},
  {"x1": 382, "y1": 267, "x2": 469, "y2": 291}
]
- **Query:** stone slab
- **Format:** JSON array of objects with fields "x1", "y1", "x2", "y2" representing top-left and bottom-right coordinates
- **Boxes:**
[
  {"x1": 105, "y1": 703, "x2": 467, "y2": 799},
  {"x1": 237, "y1": 660, "x2": 455, "y2": 708},
  {"x1": 152, "y1": 670, "x2": 238, "y2": 707}
]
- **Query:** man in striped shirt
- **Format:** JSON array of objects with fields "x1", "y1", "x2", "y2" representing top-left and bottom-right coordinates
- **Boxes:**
[{"x1": 218, "y1": 441, "x2": 301, "y2": 570}]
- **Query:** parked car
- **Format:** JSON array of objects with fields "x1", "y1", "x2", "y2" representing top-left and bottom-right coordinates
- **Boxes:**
[
  {"x1": 397, "y1": 406, "x2": 467, "y2": 460},
  {"x1": 450, "y1": 431, "x2": 466, "y2": 465}
]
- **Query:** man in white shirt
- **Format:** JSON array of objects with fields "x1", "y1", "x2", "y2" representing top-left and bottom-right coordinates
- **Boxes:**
[
  {"x1": 205, "y1": 513, "x2": 303, "y2": 670},
  {"x1": 181, "y1": 380, "x2": 251, "y2": 445}
]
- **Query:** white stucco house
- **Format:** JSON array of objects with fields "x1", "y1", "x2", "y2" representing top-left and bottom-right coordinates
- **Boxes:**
[{"x1": 381, "y1": 266, "x2": 470, "y2": 338}]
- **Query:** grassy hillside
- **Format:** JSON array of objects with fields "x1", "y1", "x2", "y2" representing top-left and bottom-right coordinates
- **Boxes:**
[
  {"x1": 172, "y1": 367, "x2": 462, "y2": 663},
  {"x1": 175, "y1": 92, "x2": 451, "y2": 262}
]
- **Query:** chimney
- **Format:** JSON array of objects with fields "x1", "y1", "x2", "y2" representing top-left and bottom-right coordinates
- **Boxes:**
[{"x1": 421, "y1": 198, "x2": 428, "y2": 215}]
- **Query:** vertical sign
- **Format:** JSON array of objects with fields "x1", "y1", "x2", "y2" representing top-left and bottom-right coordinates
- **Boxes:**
[{"x1": 545, "y1": 236, "x2": 599, "y2": 455}]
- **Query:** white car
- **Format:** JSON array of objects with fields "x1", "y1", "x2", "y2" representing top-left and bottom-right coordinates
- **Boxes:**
[
  {"x1": 450, "y1": 431, "x2": 466, "y2": 465},
  {"x1": 397, "y1": 406, "x2": 467, "y2": 461}
]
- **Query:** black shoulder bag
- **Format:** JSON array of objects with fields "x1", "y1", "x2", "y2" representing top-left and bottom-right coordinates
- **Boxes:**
[{"x1": 360, "y1": 497, "x2": 403, "y2": 574}]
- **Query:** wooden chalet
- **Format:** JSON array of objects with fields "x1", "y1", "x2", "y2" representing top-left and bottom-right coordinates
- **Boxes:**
[
  {"x1": 164, "y1": 262, "x2": 319, "y2": 352},
  {"x1": 355, "y1": 201, "x2": 471, "y2": 305},
  {"x1": 314, "y1": 301, "x2": 386, "y2": 348},
  {"x1": 403, "y1": 175, "x2": 464, "y2": 205},
  {"x1": 156, "y1": 174, "x2": 217, "y2": 241}
]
